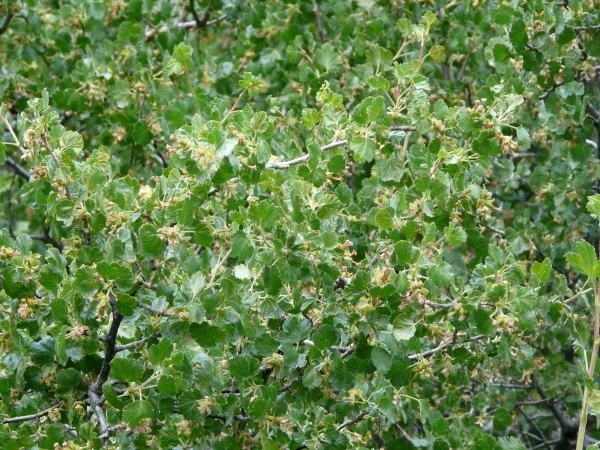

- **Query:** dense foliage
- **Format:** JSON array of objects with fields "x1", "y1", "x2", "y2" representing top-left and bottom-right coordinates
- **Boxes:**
[{"x1": 1, "y1": 0, "x2": 600, "y2": 449}]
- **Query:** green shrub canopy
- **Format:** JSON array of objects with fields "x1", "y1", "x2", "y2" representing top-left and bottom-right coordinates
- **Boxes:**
[{"x1": 0, "y1": 1, "x2": 600, "y2": 449}]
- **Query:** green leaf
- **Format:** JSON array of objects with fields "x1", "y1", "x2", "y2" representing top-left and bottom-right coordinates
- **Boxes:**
[
  {"x1": 444, "y1": 224, "x2": 467, "y2": 245},
  {"x1": 371, "y1": 347, "x2": 392, "y2": 372},
  {"x1": 55, "y1": 325, "x2": 68, "y2": 366},
  {"x1": 229, "y1": 355, "x2": 259, "y2": 379},
  {"x1": 588, "y1": 194, "x2": 600, "y2": 221},
  {"x1": 350, "y1": 136, "x2": 377, "y2": 163},
  {"x1": 148, "y1": 339, "x2": 173, "y2": 365},
  {"x1": 352, "y1": 96, "x2": 385, "y2": 125},
  {"x1": 493, "y1": 408, "x2": 511, "y2": 432},
  {"x1": 111, "y1": 358, "x2": 145, "y2": 382},
  {"x1": 281, "y1": 316, "x2": 312, "y2": 343},
  {"x1": 73, "y1": 266, "x2": 101, "y2": 297},
  {"x1": 493, "y1": 43, "x2": 511, "y2": 62},
  {"x1": 314, "y1": 43, "x2": 341, "y2": 72},
  {"x1": 375, "y1": 207, "x2": 394, "y2": 229},
  {"x1": 566, "y1": 241, "x2": 600, "y2": 280},
  {"x1": 589, "y1": 389, "x2": 600, "y2": 417},
  {"x1": 164, "y1": 42, "x2": 193, "y2": 77},
  {"x1": 249, "y1": 201, "x2": 279, "y2": 230},
  {"x1": 122, "y1": 400, "x2": 154, "y2": 427},
  {"x1": 530, "y1": 258, "x2": 551, "y2": 284},
  {"x1": 394, "y1": 240, "x2": 418, "y2": 268},
  {"x1": 61, "y1": 131, "x2": 83, "y2": 154},
  {"x1": 239, "y1": 72, "x2": 265, "y2": 93},
  {"x1": 97, "y1": 261, "x2": 134, "y2": 291},
  {"x1": 510, "y1": 19, "x2": 527, "y2": 50},
  {"x1": 116, "y1": 292, "x2": 137, "y2": 316},
  {"x1": 138, "y1": 224, "x2": 166, "y2": 259},
  {"x1": 392, "y1": 318, "x2": 416, "y2": 341}
]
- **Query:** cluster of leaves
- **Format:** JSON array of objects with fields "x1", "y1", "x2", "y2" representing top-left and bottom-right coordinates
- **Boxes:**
[{"x1": 0, "y1": 0, "x2": 599, "y2": 449}]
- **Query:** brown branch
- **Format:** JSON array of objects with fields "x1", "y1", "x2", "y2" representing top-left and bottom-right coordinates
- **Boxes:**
[
  {"x1": 528, "y1": 439, "x2": 562, "y2": 450},
  {"x1": 408, "y1": 334, "x2": 485, "y2": 361},
  {"x1": 1, "y1": 109, "x2": 31, "y2": 181},
  {"x1": 136, "y1": 301, "x2": 175, "y2": 317},
  {"x1": 573, "y1": 24, "x2": 600, "y2": 31},
  {"x1": 517, "y1": 405, "x2": 552, "y2": 450},
  {"x1": 3, "y1": 402, "x2": 62, "y2": 424},
  {"x1": 490, "y1": 382, "x2": 533, "y2": 389},
  {"x1": 313, "y1": 1, "x2": 327, "y2": 42},
  {"x1": 0, "y1": 11, "x2": 13, "y2": 36},
  {"x1": 189, "y1": 0, "x2": 210, "y2": 28},
  {"x1": 532, "y1": 376, "x2": 577, "y2": 435},
  {"x1": 88, "y1": 297, "x2": 124, "y2": 441},
  {"x1": 99, "y1": 423, "x2": 127, "y2": 440},
  {"x1": 540, "y1": 81, "x2": 564, "y2": 100},
  {"x1": 337, "y1": 411, "x2": 369, "y2": 431},
  {"x1": 4, "y1": 156, "x2": 30, "y2": 181},
  {"x1": 145, "y1": 14, "x2": 226, "y2": 40},
  {"x1": 115, "y1": 333, "x2": 158, "y2": 352}
]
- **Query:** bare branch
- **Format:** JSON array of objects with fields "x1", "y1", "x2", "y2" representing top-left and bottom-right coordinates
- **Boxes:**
[
  {"x1": 313, "y1": 1, "x2": 327, "y2": 42},
  {"x1": 137, "y1": 301, "x2": 175, "y2": 317},
  {"x1": 337, "y1": 411, "x2": 369, "y2": 431},
  {"x1": 527, "y1": 438, "x2": 562, "y2": 450},
  {"x1": 3, "y1": 402, "x2": 62, "y2": 424},
  {"x1": 99, "y1": 423, "x2": 127, "y2": 440},
  {"x1": 490, "y1": 382, "x2": 533, "y2": 389},
  {"x1": 1, "y1": 108, "x2": 31, "y2": 181},
  {"x1": 0, "y1": 11, "x2": 13, "y2": 36},
  {"x1": 4, "y1": 156, "x2": 30, "y2": 181},
  {"x1": 145, "y1": 14, "x2": 226, "y2": 40},
  {"x1": 389, "y1": 125, "x2": 417, "y2": 132},
  {"x1": 573, "y1": 24, "x2": 600, "y2": 31},
  {"x1": 532, "y1": 376, "x2": 577, "y2": 434},
  {"x1": 408, "y1": 334, "x2": 485, "y2": 361},
  {"x1": 189, "y1": 0, "x2": 210, "y2": 28},
  {"x1": 88, "y1": 297, "x2": 124, "y2": 440},
  {"x1": 220, "y1": 89, "x2": 247, "y2": 125},
  {"x1": 517, "y1": 405, "x2": 552, "y2": 450},
  {"x1": 116, "y1": 333, "x2": 158, "y2": 352}
]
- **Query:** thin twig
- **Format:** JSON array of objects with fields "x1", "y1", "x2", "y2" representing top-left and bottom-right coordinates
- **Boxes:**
[
  {"x1": 337, "y1": 411, "x2": 368, "y2": 431},
  {"x1": 408, "y1": 334, "x2": 485, "y2": 361},
  {"x1": 490, "y1": 382, "x2": 533, "y2": 389},
  {"x1": 220, "y1": 89, "x2": 247, "y2": 124},
  {"x1": 137, "y1": 301, "x2": 175, "y2": 317},
  {"x1": 540, "y1": 81, "x2": 564, "y2": 100},
  {"x1": 0, "y1": 11, "x2": 13, "y2": 35},
  {"x1": 527, "y1": 439, "x2": 562, "y2": 450},
  {"x1": 144, "y1": 14, "x2": 226, "y2": 39},
  {"x1": 313, "y1": 1, "x2": 327, "y2": 41},
  {"x1": 4, "y1": 156, "x2": 30, "y2": 181},
  {"x1": 115, "y1": 334, "x2": 158, "y2": 352},
  {"x1": 1, "y1": 109, "x2": 31, "y2": 180},
  {"x1": 518, "y1": 397, "x2": 557, "y2": 406},
  {"x1": 532, "y1": 376, "x2": 577, "y2": 434},
  {"x1": 99, "y1": 423, "x2": 127, "y2": 440},
  {"x1": 517, "y1": 405, "x2": 552, "y2": 450},
  {"x1": 564, "y1": 287, "x2": 594, "y2": 304},
  {"x1": 573, "y1": 24, "x2": 600, "y2": 31},
  {"x1": 3, "y1": 402, "x2": 63, "y2": 424}
]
